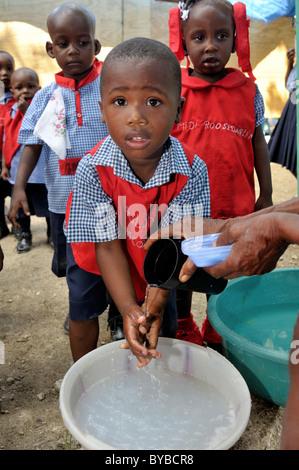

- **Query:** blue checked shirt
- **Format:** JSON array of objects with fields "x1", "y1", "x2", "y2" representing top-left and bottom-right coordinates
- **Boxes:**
[
  {"x1": 66, "y1": 136, "x2": 211, "y2": 243},
  {"x1": 18, "y1": 76, "x2": 108, "y2": 214},
  {"x1": 254, "y1": 85, "x2": 266, "y2": 127}
]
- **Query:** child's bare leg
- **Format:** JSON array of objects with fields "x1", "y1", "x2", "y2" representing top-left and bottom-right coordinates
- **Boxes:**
[{"x1": 69, "y1": 317, "x2": 99, "y2": 362}]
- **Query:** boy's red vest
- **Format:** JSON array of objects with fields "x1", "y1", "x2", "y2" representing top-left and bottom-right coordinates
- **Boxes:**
[
  {"x1": 66, "y1": 140, "x2": 195, "y2": 301},
  {"x1": 3, "y1": 107, "x2": 25, "y2": 168},
  {"x1": 0, "y1": 97, "x2": 16, "y2": 152},
  {"x1": 55, "y1": 59, "x2": 103, "y2": 176},
  {"x1": 171, "y1": 68, "x2": 256, "y2": 219}
]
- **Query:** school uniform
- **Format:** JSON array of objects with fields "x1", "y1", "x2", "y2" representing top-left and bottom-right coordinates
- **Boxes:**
[
  {"x1": 16, "y1": 60, "x2": 116, "y2": 328},
  {"x1": 0, "y1": 92, "x2": 16, "y2": 152},
  {"x1": 66, "y1": 135, "x2": 210, "y2": 333},
  {"x1": 18, "y1": 60, "x2": 108, "y2": 276},
  {"x1": 171, "y1": 67, "x2": 265, "y2": 219},
  {"x1": 3, "y1": 101, "x2": 49, "y2": 224},
  {"x1": 269, "y1": 66, "x2": 297, "y2": 177},
  {"x1": 0, "y1": 92, "x2": 15, "y2": 236}
]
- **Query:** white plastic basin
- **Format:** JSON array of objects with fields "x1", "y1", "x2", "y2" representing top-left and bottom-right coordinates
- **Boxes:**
[{"x1": 60, "y1": 338, "x2": 251, "y2": 450}]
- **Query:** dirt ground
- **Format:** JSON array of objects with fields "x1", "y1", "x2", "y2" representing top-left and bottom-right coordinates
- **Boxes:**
[{"x1": 0, "y1": 162, "x2": 298, "y2": 451}]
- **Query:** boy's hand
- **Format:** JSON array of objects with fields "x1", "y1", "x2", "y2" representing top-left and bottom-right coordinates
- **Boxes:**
[
  {"x1": 120, "y1": 303, "x2": 162, "y2": 368},
  {"x1": 17, "y1": 96, "x2": 30, "y2": 115},
  {"x1": 8, "y1": 187, "x2": 30, "y2": 228},
  {"x1": 1, "y1": 166, "x2": 10, "y2": 181}
]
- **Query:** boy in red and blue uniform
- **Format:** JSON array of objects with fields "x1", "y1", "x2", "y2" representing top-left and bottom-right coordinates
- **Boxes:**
[{"x1": 66, "y1": 37, "x2": 211, "y2": 367}]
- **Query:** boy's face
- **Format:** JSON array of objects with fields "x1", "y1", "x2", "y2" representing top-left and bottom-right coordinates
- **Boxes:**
[
  {"x1": 0, "y1": 53, "x2": 14, "y2": 92},
  {"x1": 46, "y1": 11, "x2": 101, "y2": 83},
  {"x1": 10, "y1": 70, "x2": 40, "y2": 102},
  {"x1": 183, "y1": 3, "x2": 235, "y2": 82},
  {"x1": 99, "y1": 58, "x2": 184, "y2": 169}
]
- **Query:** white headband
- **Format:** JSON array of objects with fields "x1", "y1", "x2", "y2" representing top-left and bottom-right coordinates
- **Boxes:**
[{"x1": 178, "y1": 1, "x2": 190, "y2": 21}]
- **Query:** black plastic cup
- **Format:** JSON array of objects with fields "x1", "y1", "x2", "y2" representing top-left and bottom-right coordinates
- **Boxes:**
[{"x1": 143, "y1": 238, "x2": 227, "y2": 294}]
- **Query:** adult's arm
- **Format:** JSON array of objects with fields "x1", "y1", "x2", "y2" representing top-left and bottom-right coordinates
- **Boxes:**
[
  {"x1": 144, "y1": 197, "x2": 299, "y2": 281},
  {"x1": 204, "y1": 212, "x2": 298, "y2": 280}
]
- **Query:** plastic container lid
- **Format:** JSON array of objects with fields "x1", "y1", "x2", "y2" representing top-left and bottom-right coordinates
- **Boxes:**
[{"x1": 181, "y1": 233, "x2": 233, "y2": 267}]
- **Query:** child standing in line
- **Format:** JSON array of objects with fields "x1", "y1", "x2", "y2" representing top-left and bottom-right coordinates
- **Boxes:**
[
  {"x1": 169, "y1": 0, "x2": 273, "y2": 347},
  {"x1": 1, "y1": 67, "x2": 51, "y2": 253},
  {"x1": 0, "y1": 51, "x2": 15, "y2": 239},
  {"x1": 66, "y1": 37, "x2": 211, "y2": 366},
  {"x1": 269, "y1": 45, "x2": 297, "y2": 177},
  {"x1": 8, "y1": 3, "x2": 120, "y2": 341}
]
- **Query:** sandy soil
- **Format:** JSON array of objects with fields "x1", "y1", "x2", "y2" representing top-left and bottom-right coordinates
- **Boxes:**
[{"x1": 0, "y1": 162, "x2": 298, "y2": 450}]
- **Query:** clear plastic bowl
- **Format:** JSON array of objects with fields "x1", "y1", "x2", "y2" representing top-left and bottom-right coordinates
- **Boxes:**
[{"x1": 182, "y1": 233, "x2": 233, "y2": 267}]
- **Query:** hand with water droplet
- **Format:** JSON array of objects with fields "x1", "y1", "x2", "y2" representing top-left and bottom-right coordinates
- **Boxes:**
[
  {"x1": 120, "y1": 302, "x2": 163, "y2": 368},
  {"x1": 120, "y1": 287, "x2": 170, "y2": 368}
]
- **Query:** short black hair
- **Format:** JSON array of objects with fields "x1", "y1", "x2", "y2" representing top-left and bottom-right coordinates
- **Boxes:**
[
  {"x1": 47, "y1": 2, "x2": 96, "y2": 36},
  {"x1": 0, "y1": 51, "x2": 15, "y2": 65},
  {"x1": 100, "y1": 37, "x2": 182, "y2": 99},
  {"x1": 11, "y1": 67, "x2": 39, "y2": 83},
  {"x1": 181, "y1": 0, "x2": 235, "y2": 32}
]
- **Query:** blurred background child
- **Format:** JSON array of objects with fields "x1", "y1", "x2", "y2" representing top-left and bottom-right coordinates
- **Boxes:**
[
  {"x1": 169, "y1": 0, "x2": 273, "y2": 348},
  {"x1": 0, "y1": 51, "x2": 15, "y2": 239},
  {"x1": 1, "y1": 67, "x2": 50, "y2": 253}
]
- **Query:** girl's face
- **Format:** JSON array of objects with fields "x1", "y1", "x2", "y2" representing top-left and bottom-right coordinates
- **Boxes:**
[
  {"x1": 99, "y1": 58, "x2": 184, "y2": 182},
  {"x1": 10, "y1": 71, "x2": 40, "y2": 102},
  {"x1": 46, "y1": 12, "x2": 101, "y2": 84},
  {"x1": 0, "y1": 53, "x2": 14, "y2": 92},
  {"x1": 182, "y1": 3, "x2": 235, "y2": 83}
]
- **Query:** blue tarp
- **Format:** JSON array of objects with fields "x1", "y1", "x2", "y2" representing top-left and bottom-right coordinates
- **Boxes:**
[{"x1": 230, "y1": 0, "x2": 295, "y2": 23}]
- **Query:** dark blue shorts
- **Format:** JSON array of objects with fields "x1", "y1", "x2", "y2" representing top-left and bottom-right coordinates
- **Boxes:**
[
  {"x1": 25, "y1": 184, "x2": 49, "y2": 217},
  {"x1": 49, "y1": 211, "x2": 67, "y2": 277},
  {"x1": 66, "y1": 242, "x2": 109, "y2": 321},
  {"x1": 158, "y1": 289, "x2": 177, "y2": 338}
]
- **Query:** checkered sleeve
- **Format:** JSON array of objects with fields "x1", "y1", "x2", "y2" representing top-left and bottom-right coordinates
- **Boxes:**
[
  {"x1": 66, "y1": 153, "x2": 118, "y2": 243},
  {"x1": 255, "y1": 84, "x2": 265, "y2": 128},
  {"x1": 161, "y1": 153, "x2": 211, "y2": 227}
]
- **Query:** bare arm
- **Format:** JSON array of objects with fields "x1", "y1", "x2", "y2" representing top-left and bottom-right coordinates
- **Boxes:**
[
  {"x1": 95, "y1": 239, "x2": 170, "y2": 367},
  {"x1": 204, "y1": 212, "x2": 295, "y2": 279},
  {"x1": 253, "y1": 124, "x2": 273, "y2": 211},
  {"x1": 144, "y1": 197, "x2": 299, "y2": 282},
  {"x1": 285, "y1": 48, "x2": 295, "y2": 86},
  {"x1": 8, "y1": 144, "x2": 42, "y2": 226},
  {"x1": 0, "y1": 155, "x2": 10, "y2": 181}
]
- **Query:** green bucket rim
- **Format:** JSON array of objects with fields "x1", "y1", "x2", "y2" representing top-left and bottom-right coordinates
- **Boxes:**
[{"x1": 207, "y1": 268, "x2": 299, "y2": 364}]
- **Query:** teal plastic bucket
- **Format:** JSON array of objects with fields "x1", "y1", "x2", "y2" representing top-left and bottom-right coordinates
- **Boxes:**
[{"x1": 207, "y1": 268, "x2": 299, "y2": 406}]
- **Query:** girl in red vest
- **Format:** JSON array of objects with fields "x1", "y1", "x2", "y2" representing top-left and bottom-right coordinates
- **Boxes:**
[
  {"x1": 0, "y1": 51, "x2": 15, "y2": 239},
  {"x1": 169, "y1": 1, "x2": 273, "y2": 348}
]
